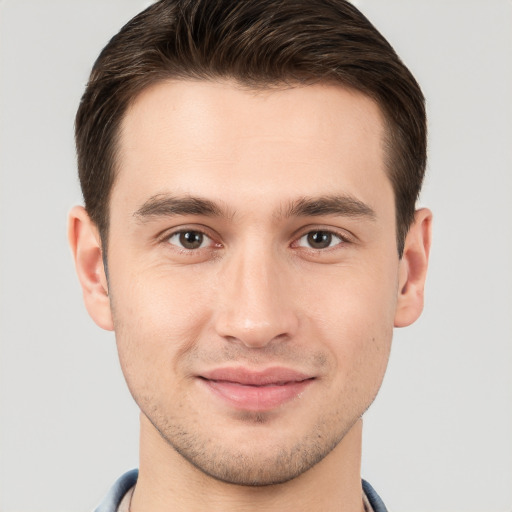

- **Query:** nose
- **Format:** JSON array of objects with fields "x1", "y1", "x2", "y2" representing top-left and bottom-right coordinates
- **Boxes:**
[{"x1": 214, "y1": 245, "x2": 299, "y2": 349}]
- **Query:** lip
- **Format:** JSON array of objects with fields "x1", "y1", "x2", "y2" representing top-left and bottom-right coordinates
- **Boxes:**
[{"x1": 198, "y1": 367, "x2": 314, "y2": 411}]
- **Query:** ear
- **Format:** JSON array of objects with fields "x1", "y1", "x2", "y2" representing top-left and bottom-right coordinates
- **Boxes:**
[
  {"x1": 68, "y1": 206, "x2": 113, "y2": 331},
  {"x1": 394, "y1": 208, "x2": 433, "y2": 328}
]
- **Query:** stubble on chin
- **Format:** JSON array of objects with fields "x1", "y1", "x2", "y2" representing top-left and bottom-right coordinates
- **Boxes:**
[{"x1": 139, "y1": 394, "x2": 361, "y2": 487}]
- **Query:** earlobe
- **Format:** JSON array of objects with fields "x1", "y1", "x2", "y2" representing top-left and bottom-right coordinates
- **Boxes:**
[
  {"x1": 394, "y1": 208, "x2": 433, "y2": 328},
  {"x1": 68, "y1": 206, "x2": 113, "y2": 331}
]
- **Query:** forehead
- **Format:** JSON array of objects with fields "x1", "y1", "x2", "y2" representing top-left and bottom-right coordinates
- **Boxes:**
[{"x1": 113, "y1": 79, "x2": 390, "y2": 215}]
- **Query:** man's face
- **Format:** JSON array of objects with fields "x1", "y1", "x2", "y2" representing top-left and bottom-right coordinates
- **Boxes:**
[{"x1": 107, "y1": 80, "x2": 401, "y2": 485}]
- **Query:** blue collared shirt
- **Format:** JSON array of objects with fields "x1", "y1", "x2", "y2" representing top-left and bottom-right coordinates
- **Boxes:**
[{"x1": 94, "y1": 469, "x2": 388, "y2": 512}]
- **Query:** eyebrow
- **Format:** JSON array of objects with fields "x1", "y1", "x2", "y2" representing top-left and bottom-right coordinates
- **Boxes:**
[
  {"x1": 282, "y1": 195, "x2": 376, "y2": 220},
  {"x1": 133, "y1": 194, "x2": 224, "y2": 221},
  {"x1": 133, "y1": 193, "x2": 376, "y2": 222}
]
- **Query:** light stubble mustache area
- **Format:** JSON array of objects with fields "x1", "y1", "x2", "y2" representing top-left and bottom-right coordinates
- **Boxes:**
[{"x1": 183, "y1": 340, "x2": 331, "y2": 373}]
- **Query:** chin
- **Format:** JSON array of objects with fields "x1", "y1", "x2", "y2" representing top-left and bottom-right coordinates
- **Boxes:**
[{"x1": 155, "y1": 413, "x2": 349, "y2": 487}]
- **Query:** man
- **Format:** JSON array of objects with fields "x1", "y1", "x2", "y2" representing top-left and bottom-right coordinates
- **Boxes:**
[{"x1": 68, "y1": 0, "x2": 432, "y2": 510}]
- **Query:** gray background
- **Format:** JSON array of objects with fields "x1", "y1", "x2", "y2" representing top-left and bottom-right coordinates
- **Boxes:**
[{"x1": 1, "y1": 1, "x2": 511, "y2": 511}]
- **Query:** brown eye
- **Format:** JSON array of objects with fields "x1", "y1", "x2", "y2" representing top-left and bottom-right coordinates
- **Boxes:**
[
  {"x1": 168, "y1": 230, "x2": 207, "y2": 250},
  {"x1": 307, "y1": 231, "x2": 332, "y2": 249},
  {"x1": 180, "y1": 231, "x2": 203, "y2": 249},
  {"x1": 297, "y1": 230, "x2": 344, "y2": 249}
]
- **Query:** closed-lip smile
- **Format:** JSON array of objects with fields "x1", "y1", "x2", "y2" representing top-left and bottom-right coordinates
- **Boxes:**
[{"x1": 198, "y1": 367, "x2": 315, "y2": 411}]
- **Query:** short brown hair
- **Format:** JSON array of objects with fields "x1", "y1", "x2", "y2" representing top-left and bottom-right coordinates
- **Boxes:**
[{"x1": 75, "y1": 0, "x2": 426, "y2": 256}]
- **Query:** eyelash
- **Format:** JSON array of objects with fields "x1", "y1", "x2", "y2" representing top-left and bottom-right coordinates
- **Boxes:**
[
  {"x1": 163, "y1": 228, "x2": 221, "y2": 253},
  {"x1": 292, "y1": 229, "x2": 350, "y2": 251},
  {"x1": 161, "y1": 227, "x2": 352, "y2": 253}
]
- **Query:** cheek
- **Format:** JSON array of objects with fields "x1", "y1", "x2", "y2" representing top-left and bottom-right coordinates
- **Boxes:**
[
  {"x1": 319, "y1": 302, "x2": 393, "y2": 381},
  {"x1": 301, "y1": 264, "x2": 397, "y2": 389},
  {"x1": 315, "y1": 308, "x2": 393, "y2": 417},
  {"x1": 108, "y1": 267, "x2": 214, "y2": 390},
  {"x1": 110, "y1": 258, "x2": 213, "y2": 332}
]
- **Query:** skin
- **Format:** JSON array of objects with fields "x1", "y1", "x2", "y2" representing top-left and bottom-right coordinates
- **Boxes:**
[{"x1": 69, "y1": 80, "x2": 432, "y2": 512}]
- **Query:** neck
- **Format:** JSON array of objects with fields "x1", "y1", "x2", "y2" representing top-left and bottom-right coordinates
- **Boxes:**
[{"x1": 130, "y1": 414, "x2": 365, "y2": 512}]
